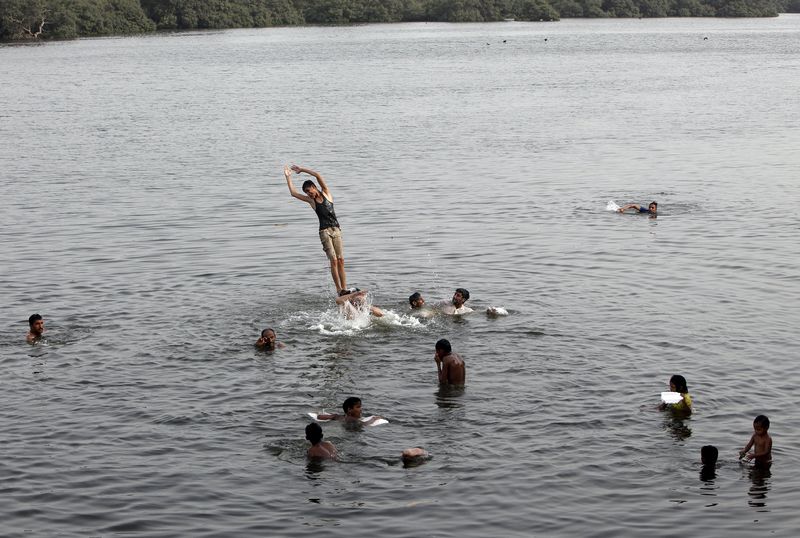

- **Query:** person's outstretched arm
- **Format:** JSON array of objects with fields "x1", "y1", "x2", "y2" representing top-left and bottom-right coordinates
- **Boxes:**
[
  {"x1": 618, "y1": 204, "x2": 640, "y2": 213},
  {"x1": 739, "y1": 435, "x2": 755, "y2": 458},
  {"x1": 292, "y1": 165, "x2": 331, "y2": 199},
  {"x1": 335, "y1": 290, "x2": 365, "y2": 305},
  {"x1": 284, "y1": 165, "x2": 313, "y2": 205}
]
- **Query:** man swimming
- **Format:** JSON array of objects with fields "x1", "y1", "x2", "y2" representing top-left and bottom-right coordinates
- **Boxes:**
[
  {"x1": 27, "y1": 313, "x2": 44, "y2": 344},
  {"x1": 283, "y1": 164, "x2": 347, "y2": 293},
  {"x1": 255, "y1": 328, "x2": 285, "y2": 350},
  {"x1": 618, "y1": 201, "x2": 657, "y2": 215},
  {"x1": 440, "y1": 288, "x2": 473, "y2": 315}
]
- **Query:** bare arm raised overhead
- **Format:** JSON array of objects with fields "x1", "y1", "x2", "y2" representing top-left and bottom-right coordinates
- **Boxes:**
[
  {"x1": 284, "y1": 165, "x2": 314, "y2": 207},
  {"x1": 291, "y1": 164, "x2": 332, "y2": 201}
]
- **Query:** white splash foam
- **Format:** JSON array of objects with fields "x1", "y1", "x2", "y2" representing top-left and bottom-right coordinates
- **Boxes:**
[
  {"x1": 486, "y1": 306, "x2": 509, "y2": 316},
  {"x1": 607, "y1": 200, "x2": 621, "y2": 212}
]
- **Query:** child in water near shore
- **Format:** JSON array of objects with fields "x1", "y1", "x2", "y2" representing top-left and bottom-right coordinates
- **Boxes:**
[
  {"x1": 739, "y1": 415, "x2": 772, "y2": 467},
  {"x1": 317, "y1": 397, "x2": 384, "y2": 426}
]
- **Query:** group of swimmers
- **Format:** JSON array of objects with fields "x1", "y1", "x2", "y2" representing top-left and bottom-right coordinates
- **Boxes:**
[
  {"x1": 23, "y1": 169, "x2": 770, "y2": 467},
  {"x1": 281, "y1": 164, "x2": 479, "y2": 461},
  {"x1": 659, "y1": 374, "x2": 773, "y2": 476}
]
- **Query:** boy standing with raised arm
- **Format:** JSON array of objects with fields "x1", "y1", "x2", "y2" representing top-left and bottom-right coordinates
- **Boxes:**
[{"x1": 283, "y1": 164, "x2": 347, "y2": 293}]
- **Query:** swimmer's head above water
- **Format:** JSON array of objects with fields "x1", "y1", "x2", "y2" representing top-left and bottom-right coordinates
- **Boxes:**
[
  {"x1": 27, "y1": 313, "x2": 44, "y2": 343},
  {"x1": 453, "y1": 288, "x2": 470, "y2": 308},
  {"x1": 409, "y1": 292, "x2": 425, "y2": 309},
  {"x1": 342, "y1": 396, "x2": 362, "y2": 418}
]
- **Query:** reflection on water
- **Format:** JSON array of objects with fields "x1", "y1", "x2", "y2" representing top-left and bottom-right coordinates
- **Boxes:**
[
  {"x1": 699, "y1": 465, "x2": 717, "y2": 483},
  {"x1": 746, "y1": 464, "x2": 772, "y2": 510},
  {"x1": 435, "y1": 385, "x2": 465, "y2": 409},
  {"x1": 662, "y1": 414, "x2": 692, "y2": 442},
  {"x1": 306, "y1": 460, "x2": 327, "y2": 477}
]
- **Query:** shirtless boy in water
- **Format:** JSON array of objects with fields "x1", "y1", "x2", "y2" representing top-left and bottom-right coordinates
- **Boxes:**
[
  {"x1": 434, "y1": 338, "x2": 465, "y2": 386},
  {"x1": 317, "y1": 397, "x2": 384, "y2": 426},
  {"x1": 306, "y1": 423, "x2": 337, "y2": 460},
  {"x1": 739, "y1": 415, "x2": 772, "y2": 466}
]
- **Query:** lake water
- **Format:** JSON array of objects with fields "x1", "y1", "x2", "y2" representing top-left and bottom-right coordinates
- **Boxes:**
[{"x1": 2, "y1": 16, "x2": 800, "y2": 537}]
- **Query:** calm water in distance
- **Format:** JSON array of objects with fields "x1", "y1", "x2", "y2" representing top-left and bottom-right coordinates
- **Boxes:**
[{"x1": 2, "y1": 16, "x2": 800, "y2": 537}]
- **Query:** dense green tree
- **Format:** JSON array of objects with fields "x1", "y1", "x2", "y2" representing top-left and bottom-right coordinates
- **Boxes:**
[
  {"x1": 602, "y1": 0, "x2": 641, "y2": 16},
  {"x1": 0, "y1": 0, "x2": 153, "y2": 40},
  {"x1": 636, "y1": 0, "x2": 670, "y2": 16},
  {"x1": 550, "y1": 0, "x2": 585, "y2": 16},
  {"x1": 511, "y1": 0, "x2": 560, "y2": 20}
]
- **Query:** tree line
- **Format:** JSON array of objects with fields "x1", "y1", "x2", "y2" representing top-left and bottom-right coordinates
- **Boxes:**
[{"x1": 2, "y1": 0, "x2": 798, "y2": 41}]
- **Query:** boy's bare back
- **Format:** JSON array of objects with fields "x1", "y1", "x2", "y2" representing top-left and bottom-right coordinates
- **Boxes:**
[
  {"x1": 441, "y1": 353, "x2": 466, "y2": 385},
  {"x1": 307, "y1": 440, "x2": 337, "y2": 460}
]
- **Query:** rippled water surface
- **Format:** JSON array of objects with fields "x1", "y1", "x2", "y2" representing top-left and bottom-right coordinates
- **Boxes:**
[{"x1": 2, "y1": 16, "x2": 800, "y2": 537}]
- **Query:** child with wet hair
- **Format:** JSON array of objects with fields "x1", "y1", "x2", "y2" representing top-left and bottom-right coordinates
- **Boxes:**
[
  {"x1": 659, "y1": 374, "x2": 692, "y2": 414},
  {"x1": 317, "y1": 397, "x2": 384, "y2": 426},
  {"x1": 305, "y1": 423, "x2": 336, "y2": 460},
  {"x1": 739, "y1": 415, "x2": 772, "y2": 467},
  {"x1": 700, "y1": 445, "x2": 718, "y2": 480}
]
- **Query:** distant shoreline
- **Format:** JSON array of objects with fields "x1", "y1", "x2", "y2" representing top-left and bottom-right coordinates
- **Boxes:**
[{"x1": 2, "y1": 0, "x2": 795, "y2": 43}]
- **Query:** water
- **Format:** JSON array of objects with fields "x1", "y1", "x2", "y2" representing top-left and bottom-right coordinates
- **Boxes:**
[{"x1": 2, "y1": 16, "x2": 800, "y2": 537}]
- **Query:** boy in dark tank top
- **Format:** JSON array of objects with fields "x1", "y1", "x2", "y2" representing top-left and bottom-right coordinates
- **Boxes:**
[{"x1": 283, "y1": 164, "x2": 347, "y2": 293}]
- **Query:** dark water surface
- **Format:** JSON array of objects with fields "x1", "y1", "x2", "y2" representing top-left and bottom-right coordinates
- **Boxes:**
[{"x1": 2, "y1": 17, "x2": 800, "y2": 537}]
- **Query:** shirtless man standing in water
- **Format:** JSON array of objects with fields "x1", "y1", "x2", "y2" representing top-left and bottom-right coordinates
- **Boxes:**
[
  {"x1": 284, "y1": 164, "x2": 347, "y2": 293},
  {"x1": 434, "y1": 338, "x2": 465, "y2": 386}
]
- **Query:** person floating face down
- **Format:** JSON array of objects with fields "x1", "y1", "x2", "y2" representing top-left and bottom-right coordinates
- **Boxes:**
[
  {"x1": 255, "y1": 328, "x2": 285, "y2": 350},
  {"x1": 618, "y1": 201, "x2": 657, "y2": 215},
  {"x1": 336, "y1": 288, "x2": 384, "y2": 319},
  {"x1": 27, "y1": 313, "x2": 44, "y2": 344},
  {"x1": 440, "y1": 288, "x2": 473, "y2": 315},
  {"x1": 283, "y1": 164, "x2": 347, "y2": 294},
  {"x1": 433, "y1": 338, "x2": 465, "y2": 386}
]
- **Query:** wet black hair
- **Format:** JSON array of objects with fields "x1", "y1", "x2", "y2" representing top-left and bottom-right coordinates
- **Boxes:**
[
  {"x1": 305, "y1": 423, "x2": 323, "y2": 444},
  {"x1": 342, "y1": 397, "x2": 361, "y2": 412},
  {"x1": 261, "y1": 328, "x2": 275, "y2": 338},
  {"x1": 302, "y1": 180, "x2": 316, "y2": 192},
  {"x1": 701, "y1": 445, "x2": 718, "y2": 465},
  {"x1": 670, "y1": 375, "x2": 688, "y2": 394},
  {"x1": 28, "y1": 313, "x2": 42, "y2": 327},
  {"x1": 649, "y1": 201, "x2": 658, "y2": 209},
  {"x1": 435, "y1": 338, "x2": 451, "y2": 354},
  {"x1": 455, "y1": 288, "x2": 470, "y2": 301},
  {"x1": 409, "y1": 292, "x2": 422, "y2": 306},
  {"x1": 754, "y1": 415, "x2": 770, "y2": 430},
  {"x1": 339, "y1": 288, "x2": 361, "y2": 297}
]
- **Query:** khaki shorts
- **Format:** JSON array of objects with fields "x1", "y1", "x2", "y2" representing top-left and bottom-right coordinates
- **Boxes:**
[{"x1": 319, "y1": 227, "x2": 344, "y2": 260}]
